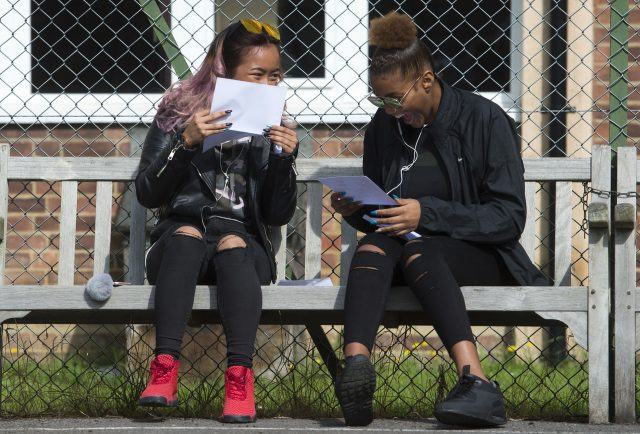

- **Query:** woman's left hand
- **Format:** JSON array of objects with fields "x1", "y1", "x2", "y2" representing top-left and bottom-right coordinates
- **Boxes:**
[
  {"x1": 265, "y1": 125, "x2": 298, "y2": 155},
  {"x1": 371, "y1": 198, "x2": 421, "y2": 236}
]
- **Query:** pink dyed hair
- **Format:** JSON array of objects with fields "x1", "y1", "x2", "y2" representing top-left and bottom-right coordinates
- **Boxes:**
[{"x1": 155, "y1": 22, "x2": 281, "y2": 133}]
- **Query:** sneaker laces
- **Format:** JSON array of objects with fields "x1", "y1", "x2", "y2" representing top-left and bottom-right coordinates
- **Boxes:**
[
  {"x1": 151, "y1": 357, "x2": 175, "y2": 384},
  {"x1": 447, "y1": 375, "x2": 477, "y2": 400},
  {"x1": 226, "y1": 372, "x2": 247, "y2": 400}
]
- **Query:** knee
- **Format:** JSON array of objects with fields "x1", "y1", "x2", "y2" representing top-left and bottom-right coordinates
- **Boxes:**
[
  {"x1": 216, "y1": 234, "x2": 247, "y2": 252},
  {"x1": 174, "y1": 225, "x2": 203, "y2": 240},
  {"x1": 356, "y1": 243, "x2": 385, "y2": 255},
  {"x1": 401, "y1": 239, "x2": 437, "y2": 284}
]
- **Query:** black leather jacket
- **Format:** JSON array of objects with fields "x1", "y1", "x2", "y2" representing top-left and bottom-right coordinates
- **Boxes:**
[
  {"x1": 345, "y1": 80, "x2": 547, "y2": 286},
  {"x1": 135, "y1": 121, "x2": 297, "y2": 282}
]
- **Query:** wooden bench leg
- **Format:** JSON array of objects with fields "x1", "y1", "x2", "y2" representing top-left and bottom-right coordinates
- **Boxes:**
[{"x1": 305, "y1": 323, "x2": 339, "y2": 381}]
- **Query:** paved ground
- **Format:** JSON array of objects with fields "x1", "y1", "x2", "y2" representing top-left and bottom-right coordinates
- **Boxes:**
[{"x1": 0, "y1": 418, "x2": 638, "y2": 434}]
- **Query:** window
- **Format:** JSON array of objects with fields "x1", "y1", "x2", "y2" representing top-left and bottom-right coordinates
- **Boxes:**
[
  {"x1": 1, "y1": 0, "x2": 214, "y2": 123},
  {"x1": 278, "y1": 0, "x2": 325, "y2": 78},
  {"x1": 30, "y1": 0, "x2": 171, "y2": 93},
  {"x1": 368, "y1": 1, "x2": 520, "y2": 116},
  {"x1": 214, "y1": 0, "x2": 325, "y2": 79},
  {"x1": 0, "y1": 0, "x2": 520, "y2": 124}
]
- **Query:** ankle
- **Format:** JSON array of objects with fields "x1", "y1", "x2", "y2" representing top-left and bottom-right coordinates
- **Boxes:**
[{"x1": 344, "y1": 342, "x2": 370, "y2": 358}]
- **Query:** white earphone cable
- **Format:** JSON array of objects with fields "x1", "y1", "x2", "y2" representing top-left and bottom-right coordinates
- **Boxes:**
[{"x1": 386, "y1": 119, "x2": 425, "y2": 196}]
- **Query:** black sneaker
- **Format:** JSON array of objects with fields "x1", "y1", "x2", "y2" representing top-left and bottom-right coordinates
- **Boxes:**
[
  {"x1": 434, "y1": 365, "x2": 507, "y2": 427},
  {"x1": 334, "y1": 354, "x2": 376, "y2": 426}
]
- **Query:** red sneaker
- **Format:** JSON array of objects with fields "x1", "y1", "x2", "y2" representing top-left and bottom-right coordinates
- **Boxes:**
[
  {"x1": 221, "y1": 366, "x2": 257, "y2": 423},
  {"x1": 138, "y1": 354, "x2": 179, "y2": 407}
]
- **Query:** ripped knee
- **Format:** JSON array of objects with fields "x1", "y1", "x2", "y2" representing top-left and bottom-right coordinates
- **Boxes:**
[
  {"x1": 352, "y1": 243, "x2": 386, "y2": 271},
  {"x1": 174, "y1": 226, "x2": 203, "y2": 240},
  {"x1": 404, "y1": 253, "x2": 421, "y2": 269},
  {"x1": 216, "y1": 234, "x2": 246, "y2": 252},
  {"x1": 401, "y1": 239, "x2": 431, "y2": 283},
  {"x1": 356, "y1": 243, "x2": 385, "y2": 255}
]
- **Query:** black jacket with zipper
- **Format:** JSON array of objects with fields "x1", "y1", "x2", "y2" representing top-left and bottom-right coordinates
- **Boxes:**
[
  {"x1": 135, "y1": 120, "x2": 297, "y2": 283},
  {"x1": 345, "y1": 80, "x2": 547, "y2": 286}
]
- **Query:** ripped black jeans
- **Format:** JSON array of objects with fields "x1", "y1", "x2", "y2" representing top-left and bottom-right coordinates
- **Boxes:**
[
  {"x1": 343, "y1": 233, "x2": 517, "y2": 353},
  {"x1": 145, "y1": 218, "x2": 271, "y2": 367}
]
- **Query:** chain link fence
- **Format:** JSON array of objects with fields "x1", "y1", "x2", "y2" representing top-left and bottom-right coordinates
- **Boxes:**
[{"x1": 0, "y1": 0, "x2": 635, "y2": 419}]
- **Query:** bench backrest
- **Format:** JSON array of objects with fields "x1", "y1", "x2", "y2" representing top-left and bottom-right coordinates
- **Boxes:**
[{"x1": 0, "y1": 143, "x2": 607, "y2": 287}]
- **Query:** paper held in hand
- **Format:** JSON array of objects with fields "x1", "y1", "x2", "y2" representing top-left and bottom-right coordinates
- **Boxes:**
[
  {"x1": 318, "y1": 175, "x2": 397, "y2": 206},
  {"x1": 203, "y1": 77, "x2": 287, "y2": 152}
]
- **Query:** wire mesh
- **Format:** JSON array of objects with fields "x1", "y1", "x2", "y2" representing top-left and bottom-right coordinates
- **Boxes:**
[{"x1": 0, "y1": 0, "x2": 631, "y2": 419}]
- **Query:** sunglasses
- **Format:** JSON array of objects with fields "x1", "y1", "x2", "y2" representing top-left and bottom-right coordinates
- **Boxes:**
[
  {"x1": 240, "y1": 19, "x2": 281, "y2": 42},
  {"x1": 367, "y1": 75, "x2": 422, "y2": 109}
]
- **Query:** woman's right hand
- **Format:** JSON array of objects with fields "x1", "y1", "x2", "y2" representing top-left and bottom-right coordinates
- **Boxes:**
[
  {"x1": 330, "y1": 192, "x2": 362, "y2": 217},
  {"x1": 182, "y1": 109, "x2": 232, "y2": 148}
]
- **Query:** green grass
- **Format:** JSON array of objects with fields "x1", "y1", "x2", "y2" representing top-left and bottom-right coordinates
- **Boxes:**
[{"x1": 0, "y1": 351, "x2": 595, "y2": 420}]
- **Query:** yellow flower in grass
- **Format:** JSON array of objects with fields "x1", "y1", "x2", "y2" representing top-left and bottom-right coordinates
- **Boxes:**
[
  {"x1": 10, "y1": 347, "x2": 17, "y2": 354},
  {"x1": 430, "y1": 350, "x2": 437, "y2": 357},
  {"x1": 507, "y1": 345, "x2": 517, "y2": 353},
  {"x1": 314, "y1": 357, "x2": 322, "y2": 365},
  {"x1": 403, "y1": 349, "x2": 411, "y2": 357},
  {"x1": 526, "y1": 341, "x2": 534, "y2": 348}
]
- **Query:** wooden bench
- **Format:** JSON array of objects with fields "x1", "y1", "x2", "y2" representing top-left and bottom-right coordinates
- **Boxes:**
[{"x1": 0, "y1": 143, "x2": 611, "y2": 422}]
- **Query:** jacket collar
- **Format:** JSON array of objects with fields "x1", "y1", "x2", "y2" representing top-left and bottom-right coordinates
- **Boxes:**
[{"x1": 428, "y1": 79, "x2": 458, "y2": 131}]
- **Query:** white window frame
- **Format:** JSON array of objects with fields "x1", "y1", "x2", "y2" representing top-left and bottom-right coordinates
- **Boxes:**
[{"x1": 0, "y1": 0, "x2": 521, "y2": 124}]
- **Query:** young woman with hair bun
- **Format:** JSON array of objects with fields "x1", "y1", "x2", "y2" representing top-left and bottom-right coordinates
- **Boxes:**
[
  {"x1": 135, "y1": 19, "x2": 298, "y2": 423},
  {"x1": 331, "y1": 12, "x2": 545, "y2": 427}
]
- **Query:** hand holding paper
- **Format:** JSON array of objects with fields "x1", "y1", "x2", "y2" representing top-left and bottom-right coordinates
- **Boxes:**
[
  {"x1": 203, "y1": 77, "x2": 287, "y2": 151},
  {"x1": 319, "y1": 176, "x2": 397, "y2": 206}
]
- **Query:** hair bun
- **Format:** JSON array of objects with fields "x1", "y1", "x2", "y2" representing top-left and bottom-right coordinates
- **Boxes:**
[{"x1": 369, "y1": 12, "x2": 417, "y2": 50}]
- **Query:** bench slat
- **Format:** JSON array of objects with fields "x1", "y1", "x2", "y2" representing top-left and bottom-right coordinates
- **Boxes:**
[
  {"x1": 93, "y1": 181, "x2": 113, "y2": 275},
  {"x1": 305, "y1": 183, "x2": 323, "y2": 279},
  {"x1": 554, "y1": 181, "x2": 573, "y2": 285},
  {"x1": 6, "y1": 157, "x2": 591, "y2": 182},
  {"x1": 340, "y1": 220, "x2": 357, "y2": 286},
  {"x1": 128, "y1": 188, "x2": 147, "y2": 284},
  {"x1": 58, "y1": 181, "x2": 78, "y2": 285},
  {"x1": 588, "y1": 144, "x2": 611, "y2": 423},
  {"x1": 614, "y1": 147, "x2": 637, "y2": 422},
  {"x1": 521, "y1": 182, "x2": 536, "y2": 261},
  {"x1": 274, "y1": 225, "x2": 287, "y2": 280},
  {"x1": 0, "y1": 145, "x2": 8, "y2": 283},
  {"x1": 0, "y1": 285, "x2": 588, "y2": 312}
]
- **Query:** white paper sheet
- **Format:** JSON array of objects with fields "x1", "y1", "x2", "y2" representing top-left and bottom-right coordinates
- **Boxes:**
[
  {"x1": 276, "y1": 277, "x2": 333, "y2": 286},
  {"x1": 318, "y1": 175, "x2": 398, "y2": 206},
  {"x1": 203, "y1": 77, "x2": 287, "y2": 151}
]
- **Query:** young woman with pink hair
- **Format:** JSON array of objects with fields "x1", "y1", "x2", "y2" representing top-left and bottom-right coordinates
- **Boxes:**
[{"x1": 134, "y1": 19, "x2": 298, "y2": 423}]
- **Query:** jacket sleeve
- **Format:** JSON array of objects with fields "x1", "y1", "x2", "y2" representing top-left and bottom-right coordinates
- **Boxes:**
[
  {"x1": 343, "y1": 121, "x2": 381, "y2": 233},
  {"x1": 259, "y1": 152, "x2": 298, "y2": 226},
  {"x1": 417, "y1": 111, "x2": 526, "y2": 244},
  {"x1": 135, "y1": 121, "x2": 198, "y2": 209}
]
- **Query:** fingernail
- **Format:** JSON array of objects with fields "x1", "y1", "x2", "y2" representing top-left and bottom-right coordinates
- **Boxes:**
[
  {"x1": 392, "y1": 194, "x2": 399, "y2": 199},
  {"x1": 226, "y1": 123, "x2": 233, "y2": 127},
  {"x1": 370, "y1": 210, "x2": 377, "y2": 216},
  {"x1": 263, "y1": 127, "x2": 271, "y2": 132},
  {"x1": 368, "y1": 219, "x2": 377, "y2": 225},
  {"x1": 225, "y1": 109, "x2": 232, "y2": 114}
]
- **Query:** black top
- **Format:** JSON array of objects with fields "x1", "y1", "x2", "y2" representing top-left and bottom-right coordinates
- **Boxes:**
[
  {"x1": 344, "y1": 80, "x2": 547, "y2": 286},
  {"x1": 398, "y1": 124, "x2": 451, "y2": 202}
]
